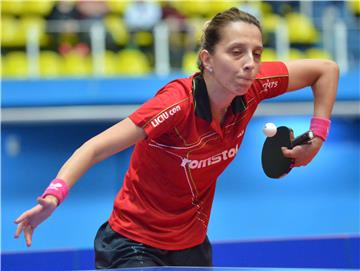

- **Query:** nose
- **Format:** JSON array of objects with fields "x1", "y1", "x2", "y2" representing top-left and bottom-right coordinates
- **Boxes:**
[{"x1": 243, "y1": 53, "x2": 256, "y2": 72}]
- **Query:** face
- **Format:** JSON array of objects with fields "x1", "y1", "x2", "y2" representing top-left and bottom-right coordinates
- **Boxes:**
[{"x1": 202, "y1": 21, "x2": 263, "y2": 96}]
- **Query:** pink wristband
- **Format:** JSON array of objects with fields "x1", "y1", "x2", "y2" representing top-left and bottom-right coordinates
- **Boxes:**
[
  {"x1": 310, "y1": 116, "x2": 331, "y2": 141},
  {"x1": 41, "y1": 178, "x2": 69, "y2": 206}
]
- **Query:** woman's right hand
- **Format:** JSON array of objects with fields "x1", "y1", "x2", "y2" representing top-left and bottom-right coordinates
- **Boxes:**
[{"x1": 14, "y1": 196, "x2": 58, "y2": 247}]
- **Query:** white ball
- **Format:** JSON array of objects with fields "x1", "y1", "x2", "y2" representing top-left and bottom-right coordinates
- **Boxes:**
[{"x1": 263, "y1": 122, "x2": 277, "y2": 137}]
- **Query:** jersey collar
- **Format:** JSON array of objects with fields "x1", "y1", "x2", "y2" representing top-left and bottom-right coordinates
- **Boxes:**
[{"x1": 192, "y1": 74, "x2": 247, "y2": 122}]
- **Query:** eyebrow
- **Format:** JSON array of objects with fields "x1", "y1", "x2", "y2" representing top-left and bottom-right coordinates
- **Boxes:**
[{"x1": 228, "y1": 42, "x2": 263, "y2": 50}]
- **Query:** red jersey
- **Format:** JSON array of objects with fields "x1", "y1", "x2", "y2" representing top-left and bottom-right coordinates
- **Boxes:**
[{"x1": 109, "y1": 62, "x2": 289, "y2": 250}]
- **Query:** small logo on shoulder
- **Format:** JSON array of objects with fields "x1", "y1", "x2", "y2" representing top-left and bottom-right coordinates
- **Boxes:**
[{"x1": 151, "y1": 105, "x2": 181, "y2": 128}]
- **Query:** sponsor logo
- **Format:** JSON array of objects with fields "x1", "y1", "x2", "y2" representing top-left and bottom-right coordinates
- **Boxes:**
[
  {"x1": 181, "y1": 144, "x2": 239, "y2": 169},
  {"x1": 151, "y1": 105, "x2": 181, "y2": 128},
  {"x1": 260, "y1": 79, "x2": 279, "y2": 94},
  {"x1": 49, "y1": 183, "x2": 62, "y2": 190},
  {"x1": 262, "y1": 79, "x2": 278, "y2": 89}
]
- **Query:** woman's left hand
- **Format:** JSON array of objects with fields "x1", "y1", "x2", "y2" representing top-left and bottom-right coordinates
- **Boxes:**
[{"x1": 281, "y1": 137, "x2": 323, "y2": 167}]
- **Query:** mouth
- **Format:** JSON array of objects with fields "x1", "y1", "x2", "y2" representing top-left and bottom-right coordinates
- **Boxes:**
[
  {"x1": 239, "y1": 76, "x2": 253, "y2": 82},
  {"x1": 237, "y1": 77, "x2": 254, "y2": 85}
]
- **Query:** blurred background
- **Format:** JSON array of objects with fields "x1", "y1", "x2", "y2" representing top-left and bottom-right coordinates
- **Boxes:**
[
  {"x1": 1, "y1": 0, "x2": 360, "y2": 77},
  {"x1": 1, "y1": 0, "x2": 359, "y2": 270}
]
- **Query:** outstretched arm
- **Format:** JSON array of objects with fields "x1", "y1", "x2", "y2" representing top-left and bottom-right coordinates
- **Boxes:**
[
  {"x1": 56, "y1": 117, "x2": 146, "y2": 190},
  {"x1": 14, "y1": 117, "x2": 146, "y2": 246},
  {"x1": 282, "y1": 59, "x2": 339, "y2": 166}
]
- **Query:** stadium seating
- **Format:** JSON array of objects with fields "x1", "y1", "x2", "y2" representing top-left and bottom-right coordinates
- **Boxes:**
[
  {"x1": 1, "y1": 0, "x2": 25, "y2": 15},
  {"x1": 1, "y1": 15, "x2": 22, "y2": 47},
  {"x1": 104, "y1": 15, "x2": 129, "y2": 47},
  {"x1": 22, "y1": 1, "x2": 54, "y2": 16},
  {"x1": 288, "y1": 48, "x2": 305, "y2": 60},
  {"x1": 102, "y1": 50, "x2": 118, "y2": 76},
  {"x1": 306, "y1": 48, "x2": 332, "y2": 59},
  {"x1": 19, "y1": 16, "x2": 48, "y2": 47},
  {"x1": 39, "y1": 51, "x2": 62, "y2": 78},
  {"x1": 262, "y1": 13, "x2": 281, "y2": 33},
  {"x1": 2, "y1": 51, "x2": 28, "y2": 78},
  {"x1": 106, "y1": 0, "x2": 130, "y2": 15},
  {"x1": 261, "y1": 48, "x2": 277, "y2": 61},
  {"x1": 348, "y1": 0, "x2": 360, "y2": 16},
  {"x1": 182, "y1": 51, "x2": 199, "y2": 74},
  {"x1": 116, "y1": 48, "x2": 151, "y2": 76},
  {"x1": 133, "y1": 31, "x2": 154, "y2": 48},
  {"x1": 61, "y1": 52, "x2": 93, "y2": 77},
  {"x1": 286, "y1": 12, "x2": 319, "y2": 45},
  {"x1": 0, "y1": 1, "x2": 357, "y2": 78}
]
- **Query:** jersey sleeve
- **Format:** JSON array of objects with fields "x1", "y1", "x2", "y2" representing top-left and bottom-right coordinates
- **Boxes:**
[
  {"x1": 129, "y1": 83, "x2": 188, "y2": 139},
  {"x1": 252, "y1": 61, "x2": 289, "y2": 101}
]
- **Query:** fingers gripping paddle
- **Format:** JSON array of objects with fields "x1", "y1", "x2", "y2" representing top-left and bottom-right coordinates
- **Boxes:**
[{"x1": 261, "y1": 126, "x2": 314, "y2": 179}]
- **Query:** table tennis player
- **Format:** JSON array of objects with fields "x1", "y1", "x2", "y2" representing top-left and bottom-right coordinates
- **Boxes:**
[{"x1": 14, "y1": 7, "x2": 339, "y2": 269}]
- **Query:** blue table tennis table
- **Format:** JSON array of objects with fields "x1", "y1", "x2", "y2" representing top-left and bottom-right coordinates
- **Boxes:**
[{"x1": 82, "y1": 267, "x2": 353, "y2": 271}]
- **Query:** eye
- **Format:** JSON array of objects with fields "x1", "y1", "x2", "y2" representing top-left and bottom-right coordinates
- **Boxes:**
[
  {"x1": 253, "y1": 51, "x2": 262, "y2": 61},
  {"x1": 232, "y1": 50, "x2": 242, "y2": 56}
]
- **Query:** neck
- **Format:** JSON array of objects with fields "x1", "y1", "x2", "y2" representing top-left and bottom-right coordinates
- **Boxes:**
[{"x1": 203, "y1": 73, "x2": 236, "y2": 124}]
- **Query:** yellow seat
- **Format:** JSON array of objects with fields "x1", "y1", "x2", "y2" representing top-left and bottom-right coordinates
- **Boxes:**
[
  {"x1": 288, "y1": 48, "x2": 305, "y2": 60},
  {"x1": 173, "y1": 0, "x2": 210, "y2": 18},
  {"x1": 61, "y1": 52, "x2": 92, "y2": 77},
  {"x1": 306, "y1": 48, "x2": 332, "y2": 60},
  {"x1": 2, "y1": 51, "x2": 29, "y2": 78},
  {"x1": 102, "y1": 51, "x2": 118, "y2": 76},
  {"x1": 104, "y1": 16, "x2": 129, "y2": 47},
  {"x1": 1, "y1": 16, "x2": 22, "y2": 47},
  {"x1": 286, "y1": 12, "x2": 319, "y2": 45},
  {"x1": 39, "y1": 51, "x2": 62, "y2": 78},
  {"x1": 182, "y1": 51, "x2": 199, "y2": 74},
  {"x1": 134, "y1": 31, "x2": 153, "y2": 47},
  {"x1": 23, "y1": 1, "x2": 55, "y2": 16},
  {"x1": 18, "y1": 16, "x2": 48, "y2": 47},
  {"x1": 261, "y1": 48, "x2": 277, "y2": 61},
  {"x1": 1, "y1": 0, "x2": 24, "y2": 15},
  {"x1": 260, "y1": 1, "x2": 273, "y2": 16},
  {"x1": 106, "y1": 0, "x2": 130, "y2": 15},
  {"x1": 207, "y1": 0, "x2": 239, "y2": 18},
  {"x1": 116, "y1": 49, "x2": 151, "y2": 76},
  {"x1": 262, "y1": 14, "x2": 281, "y2": 33},
  {"x1": 348, "y1": 0, "x2": 360, "y2": 15}
]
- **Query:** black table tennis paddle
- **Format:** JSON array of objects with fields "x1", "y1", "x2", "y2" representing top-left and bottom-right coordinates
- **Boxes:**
[{"x1": 261, "y1": 126, "x2": 314, "y2": 179}]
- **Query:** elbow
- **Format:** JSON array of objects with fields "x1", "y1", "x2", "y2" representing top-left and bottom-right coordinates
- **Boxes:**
[
  {"x1": 81, "y1": 138, "x2": 111, "y2": 164},
  {"x1": 311, "y1": 59, "x2": 340, "y2": 88},
  {"x1": 76, "y1": 140, "x2": 100, "y2": 165},
  {"x1": 322, "y1": 59, "x2": 340, "y2": 77}
]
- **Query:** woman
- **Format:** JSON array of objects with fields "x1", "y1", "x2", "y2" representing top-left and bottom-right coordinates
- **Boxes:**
[{"x1": 14, "y1": 7, "x2": 338, "y2": 269}]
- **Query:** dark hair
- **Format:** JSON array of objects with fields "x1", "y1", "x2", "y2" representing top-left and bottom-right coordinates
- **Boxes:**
[{"x1": 198, "y1": 7, "x2": 262, "y2": 72}]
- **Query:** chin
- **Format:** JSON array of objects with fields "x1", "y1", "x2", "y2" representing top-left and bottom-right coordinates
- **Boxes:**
[{"x1": 233, "y1": 85, "x2": 250, "y2": 96}]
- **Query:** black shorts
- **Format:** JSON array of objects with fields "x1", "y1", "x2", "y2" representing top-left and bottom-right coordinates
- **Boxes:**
[{"x1": 94, "y1": 222, "x2": 213, "y2": 269}]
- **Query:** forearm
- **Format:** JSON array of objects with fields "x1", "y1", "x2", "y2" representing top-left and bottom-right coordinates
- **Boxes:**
[
  {"x1": 55, "y1": 141, "x2": 98, "y2": 189},
  {"x1": 54, "y1": 118, "x2": 146, "y2": 190},
  {"x1": 311, "y1": 61, "x2": 339, "y2": 119}
]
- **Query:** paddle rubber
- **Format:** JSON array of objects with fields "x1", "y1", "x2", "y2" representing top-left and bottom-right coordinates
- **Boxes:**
[{"x1": 261, "y1": 126, "x2": 314, "y2": 179}]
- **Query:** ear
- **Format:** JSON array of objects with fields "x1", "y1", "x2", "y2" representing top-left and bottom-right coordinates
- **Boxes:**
[{"x1": 199, "y1": 49, "x2": 213, "y2": 72}]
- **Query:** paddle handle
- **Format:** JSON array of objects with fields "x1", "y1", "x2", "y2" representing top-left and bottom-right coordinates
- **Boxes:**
[{"x1": 291, "y1": 130, "x2": 314, "y2": 148}]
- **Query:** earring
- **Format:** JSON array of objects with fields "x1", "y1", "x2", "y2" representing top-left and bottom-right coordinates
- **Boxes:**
[{"x1": 208, "y1": 67, "x2": 213, "y2": 73}]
